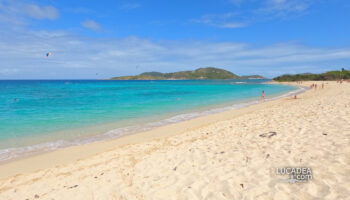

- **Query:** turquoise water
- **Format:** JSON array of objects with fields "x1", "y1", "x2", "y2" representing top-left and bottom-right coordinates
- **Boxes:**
[{"x1": 0, "y1": 80, "x2": 298, "y2": 160}]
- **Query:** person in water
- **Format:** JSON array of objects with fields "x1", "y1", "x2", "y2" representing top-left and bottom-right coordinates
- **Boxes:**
[{"x1": 261, "y1": 90, "x2": 265, "y2": 100}]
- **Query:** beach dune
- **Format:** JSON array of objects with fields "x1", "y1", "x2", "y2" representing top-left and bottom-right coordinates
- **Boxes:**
[{"x1": 0, "y1": 81, "x2": 349, "y2": 200}]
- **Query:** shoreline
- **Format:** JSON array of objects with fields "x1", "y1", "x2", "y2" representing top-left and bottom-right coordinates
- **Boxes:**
[
  {"x1": 0, "y1": 83, "x2": 303, "y2": 164},
  {"x1": 0, "y1": 82, "x2": 304, "y2": 179},
  {"x1": 0, "y1": 81, "x2": 349, "y2": 199}
]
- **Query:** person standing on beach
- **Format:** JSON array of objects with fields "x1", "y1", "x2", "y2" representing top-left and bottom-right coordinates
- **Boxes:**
[{"x1": 262, "y1": 90, "x2": 265, "y2": 100}]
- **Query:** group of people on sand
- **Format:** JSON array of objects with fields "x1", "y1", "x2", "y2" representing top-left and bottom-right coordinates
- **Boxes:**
[
  {"x1": 310, "y1": 83, "x2": 325, "y2": 89},
  {"x1": 261, "y1": 90, "x2": 298, "y2": 100},
  {"x1": 336, "y1": 79, "x2": 349, "y2": 84},
  {"x1": 262, "y1": 79, "x2": 348, "y2": 102},
  {"x1": 262, "y1": 79, "x2": 350, "y2": 101},
  {"x1": 336, "y1": 79, "x2": 350, "y2": 84}
]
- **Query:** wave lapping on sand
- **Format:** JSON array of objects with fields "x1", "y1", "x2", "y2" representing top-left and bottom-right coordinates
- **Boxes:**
[
  {"x1": 0, "y1": 81, "x2": 349, "y2": 200},
  {"x1": 0, "y1": 85, "x2": 304, "y2": 162}
]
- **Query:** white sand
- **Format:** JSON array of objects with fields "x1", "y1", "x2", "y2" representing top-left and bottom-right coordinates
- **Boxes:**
[{"x1": 0, "y1": 81, "x2": 349, "y2": 200}]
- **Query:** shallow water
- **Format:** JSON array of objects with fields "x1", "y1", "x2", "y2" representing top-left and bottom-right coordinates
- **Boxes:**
[{"x1": 0, "y1": 79, "x2": 298, "y2": 161}]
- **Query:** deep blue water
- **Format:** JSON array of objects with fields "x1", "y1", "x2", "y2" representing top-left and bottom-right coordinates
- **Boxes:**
[{"x1": 0, "y1": 79, "x2": 298, "y2": 159}]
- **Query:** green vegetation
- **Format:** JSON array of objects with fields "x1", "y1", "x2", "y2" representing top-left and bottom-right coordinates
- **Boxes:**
[
  {"x1": 273, "y1": 69, "x2": 350, "y2": 82},
  {"x1": 111, "y1": 67, "x2": 266, "y2": 80}
]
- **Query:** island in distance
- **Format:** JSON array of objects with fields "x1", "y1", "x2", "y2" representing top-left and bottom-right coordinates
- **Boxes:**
[{"x1": 110, "y1": 67, "x2": 266, "y2": 80}]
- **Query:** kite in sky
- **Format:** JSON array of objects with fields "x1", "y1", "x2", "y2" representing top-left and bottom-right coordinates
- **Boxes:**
[{"x1": 46, "y1": 52, "x2": 52, "y2": 57}]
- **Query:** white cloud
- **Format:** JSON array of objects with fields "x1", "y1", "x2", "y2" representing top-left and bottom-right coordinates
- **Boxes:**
[
  {"x1": 0, "y1": 28, "x2": 349, "y2": 79},
  {"x1": 120, "y1": 3, "x2": 141, "y2": 10},
  {"x1": 81, "y1": 20, "x2": 101, "y2": 31},
  {"x1": 194, "y1": 0, "x2": 314, "y2": 28},
  {"x1": 0, "y1": 0, "x2": 59, "y2": 25},
  {"x1": 228, "y1": 0, "x2": 313, "y2": 12},
  {"x1": 260, "y1": 0, "x2": 311, "y2": 17},
  {"x1": 25, "y1": 4, "x2": 59, "y2": 20},
  {"x1": 216, "y1": 0, "x2": 316, "y2": 27},
  {"x1": 217, "y1": 22, "x2": 245, "y2": 28},
  {"x1": 0, "y1": 68, "x2": 18, "y2": 75},
  {"x1": 192, "y1": 13, "x2": 246, "y2": 29}
]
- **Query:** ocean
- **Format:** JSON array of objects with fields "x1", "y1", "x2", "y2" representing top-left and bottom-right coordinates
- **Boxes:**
[{"x1": 0, "y1": 80, "x2": 301, "y2": 161}]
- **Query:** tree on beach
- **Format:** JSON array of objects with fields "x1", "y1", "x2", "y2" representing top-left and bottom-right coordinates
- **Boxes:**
[{"x1": 273, "y1": 69, "x2": 350, "y2": 81}]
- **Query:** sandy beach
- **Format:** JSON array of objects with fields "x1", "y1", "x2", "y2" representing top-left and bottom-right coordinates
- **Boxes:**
[{"x1": 0, "y1": 81, "x2": 349, "y2": 200}]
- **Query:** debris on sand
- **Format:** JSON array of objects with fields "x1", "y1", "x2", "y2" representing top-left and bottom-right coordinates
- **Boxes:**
[{"x1": 259, "y1": 131, "x2": 277, "y2": 138}]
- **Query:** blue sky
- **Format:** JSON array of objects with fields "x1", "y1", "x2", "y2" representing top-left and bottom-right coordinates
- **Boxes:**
[{"x1": 0, "y1": 0, "x2": 350, "y2": 79}]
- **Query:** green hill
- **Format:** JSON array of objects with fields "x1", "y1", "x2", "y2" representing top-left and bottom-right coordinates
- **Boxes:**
[
  {"x1": 111, "y1": 67, "x2": 265, "y2": 80},
  {"x1": 273, "y1": 69, "x2": 350, "y2": 82}
]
